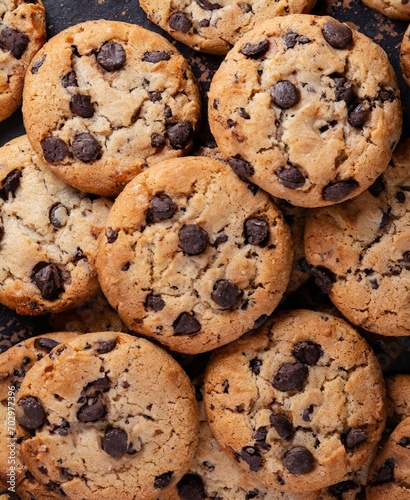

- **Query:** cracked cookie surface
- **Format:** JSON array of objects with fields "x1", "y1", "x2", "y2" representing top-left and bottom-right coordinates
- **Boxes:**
[
  {"x1": 16, "y1": 331, "x2": 199, "y2": 500},
  {"x1": 139, "y1": 0, "x2": 316, "y2": 55},
  {"x1": 304, "y1": 137, "x2": 410, "y2": 336},
  {"x1": 208, "y1": 14, "x2": 402, "y2": 208},
  {"x1": 204, "y1": 309, "x2": 386, "y2": 492},
  {"x1": 0, "y1": 135, "x2": 112, "y2": 315},
  {"x1": 22, "y1": 20, "x2": 201, "y2": 197},
  {"x1": 96, "y1": 156, "x2": 293, "y2": 354}
]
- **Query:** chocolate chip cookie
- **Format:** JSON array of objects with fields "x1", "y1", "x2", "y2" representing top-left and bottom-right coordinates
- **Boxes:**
[
  {"x1": 0, "y1": 0, "x2": 46, "y2": 122},
  {"x1": 386, "y1": 375, "x2": 410, "y2": 426},
  {"x1": 22, "y1": 20, "x2": 201, "y2": 197},
  {"x1": 0, "y1": 135, "x2": 112, "y2": 315},
  {"x1": 139, "y1": 0, "x2": 316, "y2": 55},
  {"x1": 304, "y1": 137, "x2": 410, "y2": 337},
  {"x1": 400, "y1": 23, "x2": 410, "y2": 86},
  {"x1": 16, "y1": 332, "x2": 199, "y2": 499},
  {"x1": 362, "y1": 0, "x2": 410, "y2": 20},
  {"x1": 208, "y1": 14, "x2": 402, "y2": 208},
  {"x1": 96, "y1": 156, "x2": 293, "y2": 354},
  {"x1": 204, "y1": 309, "x2": 386, "y2": 492}
]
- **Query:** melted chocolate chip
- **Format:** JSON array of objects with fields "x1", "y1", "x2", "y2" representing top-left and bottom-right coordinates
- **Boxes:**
[
  {"x1": 143, "y1": 51, "x2": 171, "y2": 63},
  {"x1": 102, "y1": 428, "x2": 128, "y2": 457},
  {"x1": 169, "y1": 12, "x2": 192, "y2": 33},
  {"x1": 96, "y1": 41, "x2": 126, "y2": 71},
  {"x1": 31, "y1": 55, "x2": 46, "y2": 74},
  {"x1": 49, "y1": 203, "x2": 69, "y2": 228},
  {"x1": 377, "y1": 89, "x2": 395, "y2": 102},
  {"x1": 328, "y1": 480, "x2": 357, "y2": 496},
  {"x1": 254, "y1": 426, "x2": 268, "y2": 443},
  {"x1": 302, "y1": 405, "x2": 314, "y2": 422},
  {"x1": 167, "y1": 121, "x2": 193, "y2": 149},
  {"x1": 17, "y1": 396, "x2": 45, "y2": 429},
  {"x1": 271, "y1": 81, "x2": 300, "y2": 109},
  {"x1": 270, "y1": 413, "x2": 294, "y2": 439},
  {"x1": 151, "y1": 133, "x2": 166, "y2": 148},
  {"x1": 149, "y1": 91, "x2": 162, "y2": 102},
  {"x1": 81, "y1": 375, "x2": 111, "y2": 397},
  {"x1": 348, "y1": 101, "x2": 371, "y2": 128},
  {"x1": 33, "y1": 337, "x2": 60, "y2": 352},
  {"x1": 213, "y1": 231, "x2": 228, "y2": 247},
  {"x1": 372, "y1": 457, "x2": 394, "y2": 484},
  {"x1": 250, "y1": 357, "x2": 262, "y2": 375},
  {"x1": 211, "y1": 279, "x2": 241, "y2": 309},
  {"x1": 332, "y1": 76, "x2": 355, "y2": 105},
  {"x1": 178, "y1": 224, "x2": 209, "y2": 255},
  {"x1": 237, "y1": 447, "x2": 263, "y2": 471},
  {"x1": 197, "y1": 0, "x2": 222, "y2": 8},
  {"x1": 322, "y1": 21, "x2": 353, "y2": 49},
  {"x1": 173, "y1": 312, "x2": 201, "y2": 335},
  {"x1": 228, "y1": 156, "x2": 254, "y2": 179},
  {"x1": 244, "y1": 218, "x2": 269, "y2": 246},
  {"x1": 276, "y1": 165, "x2": 305, "y2": 188},
  {"x1": 1, "y1": 169, "x2": 22, "y2": 199},
  {"x1": 177, "y1": 473, "x2": 206, "y2": 500},
  {"x1": 322, "y1": 180, "x2": 358, "y2": 201},
  {"x1": 145, "y1": 293, "x2": 165, "y2": 311},
  {"x1": 0, "y1": 27, "x2": 29, "y2": 58},
  {"x1": 239, "y1": 108, "x2": 250, "y2": 119},
  {"x1": 71, "y1": 133, "x2": 101, "y2": 162},
  {"x1": 369, "y1": 176, "x2": 385, "y2": 197},
  {"x1": 31, "y1": 262, "x2": 65, "y2": 300},
  {"x1": 106, "y1": 227, "x2": 118, "y2": 243},
  {"x1": 147, "y1": 193, "x2": 177, "y2": 223},
  {"x1": 311, "y1": 266, "x2": 333, "y2": 293},
  {"x1": 41, "y1": 137, "x2": 68, "y2": 163},
  {"x1": 284, "y1": 31, "x2": 311, "y2": 48},
  {"x1": 253, "y1": 314, "x2": 268, "y2": 329},
  {"x1": 240, "y1": 39, "x2": 270, "y2": 58},
  {"x1": 284, "y1": 446, "x2": 314, "y2": 475},
  {"x1": 272, "y1": 362, "x2": 308, "y2": 391},
  {"x1": 397, "y1": 436, "x2": 410, "y2": 447},
  {"x1": 77, "y1": 394, "x2": 107, "y2": 422},
  {"x1": 292, "y1": 341, "x2": 323, "y2": 366},
  {"x1": 154, "y1": 471, "x2": 174, "y2": 489},
  {"x1": 70, "y1": 94, "x2": 94, "y2": 118},
  {"x1": 96, "y1": 339, "x2": 117, "y2": 354},
  {"x1": 61, "y1": 70, "x2": 78, "y2": 88},
  {"x1": 344, "y1": 427, "x2": 367, "y2": 451}
]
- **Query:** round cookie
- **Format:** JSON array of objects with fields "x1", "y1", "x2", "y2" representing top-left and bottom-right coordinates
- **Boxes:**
[
  {"x1": 96, "y1": 156, "x2": 293, "y2": 354},
  {"x1": 0, "y1": 0, "x2": 46, "y2": 122},
  {"x1": 0, "y1": 135, "x2": 112, "y2": 315},
  {"x1": 304, "y1": 137, "x2": 410, "y2": 337},
  {"x1": 362, "y1": 0, "x2": 410, "y2": 20},
  {"x1": 15, "y1": 332, "x2": 199, "y2": 499},
  {"x1": 139, "y1": 0, "x2": 316, "y2": 56},
  {"x1": 386, "y1": 374, "x2": 410, "y2": 425},
  {"x1": 208, "y1": 14, "x2": 402, "y2": 208},
  {"x1": 400, "y1": 24, "x2": 410, "y2": 87},
  {"x1": 204, "y1": 309, "x2": 386, "y2": 492},
  {"x1": 366, "y1": 417, "x2": 410, "y2": 499},
  {"x1": 22, "y1": 20, "x2": 201, "y2": 197}
]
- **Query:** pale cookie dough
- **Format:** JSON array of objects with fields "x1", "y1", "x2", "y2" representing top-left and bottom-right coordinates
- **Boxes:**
[
  {"x1": 0, "y1": 135, "x2": 112, "y2": 315},
  {"x1": 96, "y1": 156, "x2": 293, "y2": 354},
  {"x1": 204, "y1": 309, "x2": 386, "y2": 493},
  {"x1": 16, "y1": 332, "x2": 199, "y2": 500},
  {"x1": 0, "y1": 0, "x2": 46, "y2": 122},
  {"x1": 304, "y1": 138, "x2": 410, "y2": 337},
  {"x1": 362, "y1": 0, "x2": 410, "y2": 20},
  {"x1": 22, "y1": 19, "x2": 201, "y2": 197},
  {"x1": 139, "y1": 0, "x2": 316, "y2": 55},
  {"x1": 208, "y1": 14, "x2": 402, "y2": 208}
]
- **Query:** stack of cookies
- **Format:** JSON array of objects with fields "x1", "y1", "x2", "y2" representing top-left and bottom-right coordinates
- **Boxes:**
[{"x1": 0, "y1": 0, "x2": 409, "y2": 498}]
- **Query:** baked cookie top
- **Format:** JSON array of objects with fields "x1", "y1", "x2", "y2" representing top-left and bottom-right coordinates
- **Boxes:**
[
  {"x1": 0, "y1": 0, "x2": 46, "y2": 122},
  {"x1": 400, "y1": 24, "x2": 410, "y2": 87},
  {"x1": 362, "y1": 0, "x2": 410, "y2": 20},
  {"x1": 16, "y1": 332, "x2": 199, "y2": 500},
  {"x1": 208, "y1": 14, "x2": 402, "y2": 208},
  {"x1": 22, "y1": 19, "x2": 201, "y2": 197},
  {"x1": 304, "y1": 138, "x2": 410, "y2": 337},
  {"x1": 139, "y1": 0, "x2": 316, "y2": 55},
  {"x1": 204, "y1": 309, "x2": 386, "y2": 492},
  {"x1": 0, "y1": 135, "x2": 112, "y2": 315},
  {"x1": 96, "y1": 156, "x2": 293, "y2": 354}
]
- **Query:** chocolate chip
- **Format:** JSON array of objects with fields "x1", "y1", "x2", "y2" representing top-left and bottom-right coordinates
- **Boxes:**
[
  {"x1": 96, "y1": 41, "x2": 126, "y2": 71},
  {"x1": 228, "y1": 156, "x2": 254, "y2": 179},
  {"x1": 145, "y1": 293, "x2": 165, "y2": 311},
  {"x1": 239, "y1": 108, "x2": 250, "y2": 119},
  {"x1": 348, "y1": 101, "x2": 371, "y2": 128},
  {"x1": 106, "y1": 227, "x2": 118, "y2": 243},
  {"x1": 81, "y1": 375, "x2": 111, "y2": 398},
  {"x1": 177, "y1": 473, "x2": 206, "y2": 500},
  {"x1": 102, "y1": 428, "x2": 128, "y2": 457},
  {"x1": 72, "y1": 133, "x2": 101, "y2": 162},
  {"x1": 77, "y1": 394, "x2": 107, "y2": 422},
  {"x1": 250, "y1": 357, "x2": 262, "y2": 375},
  {"x1": 372, "y1": 457, "x2": 394, "y2": 484},
  {"x1": 283, "y1": 446, "x2": 314, "y2": 474},
  {"x1": 33, "y1": 337, "x2": 60, "y2": 352},
  {"x1": 143, "y1": 51, "x2": 171, "y2": 63},
  {"x1": 328, "y1": 480, "x2": 357, "y2": 496},
  {"x1": 167, "y1": 121, "x2": 193, "y2": 149},
  {"x1": 310, "y1": 266, "x2": 333, "y2": 293},
  {"x1": 396, "y1": 191, "x2": 406, "y2": 203},
  {"x1": 213, "y1": 231, "x2": 228, "y2": 247},
  {"x1": 377, "y1": 89, "x2": 395, "y2": 102},
  {"x1": 397, "y1": 436, "x2": 410, "y2": 447},
  {"x1": 45, "y1": 482, "x2": 66, "y2": 496},
  {"x1": 31, "y1": 55, "x2": 46, "y2": 74},
  {"x1": 322, "y1": 180, "x2": 358, "y2": 201},
  {"x1": 16, "y1": 396, "x2": 45, "y2": 429},
  {"x1": 276, "y1": 165, "x2": 305, "y2": 188},
  {"x1": 169, "y1": 12, "x2": 192, "y2": 33},
  {"x1": 254, "y1": 426, "x2": 268, "y2": 444},
  {"x1": 244, "y1": 218, "x2": 269, "y2": 246},
  {"x1": 49, "y1": 203, "x2": 69, "y2": 228},
  {"x1": 61, "y1": 70, "x2": 78, "y2": 88},
  {"x1": 173, "y1": 312, "x2": 201, "y2": 335},
  {"x1": 211, "y1": 279, "x2": 241, "y2": 309},
  {"x1": 151, "y1": 133, "x2": 166, "y2": 148},
  {"x1": 149, "y1": 91, "x2": 162, "y2": 102},
  {"x1": 70, "y1": 94, "x2": 94, "y2": 118},
  {"x1": 272, "y1": 362, "x2": 308, "y2": 391},
  {"x1": 196, "y1": 0, "x2": 222, "y2": 9},
  {"x1": 1, "y1": 169, "x2": 22, "y2": 199},
  {"x1": 154, "y1": 471, "x2": 174, "y2": 489},
  {"x1": 253, "y1": 314, "x2": 268, "y2": 329},
  {"x1": 344, "y1": 427, "x2": 367, "y2": 451},
  {"x1": 302, "y1": 405, "x2": 314, "y2": 422},
  {"x1": 368, "y1": 176, "x2": 385, "y2": 197},
  {"x1": 240, "y1": 39, "x2": 270, "y2": 58},
  {"x1": 292, "y1": 341, "x2": 323, "y2": 366},
  {"x1": 271, "y1": 81, "x2": 300, "y2": 109},
  {"x1": 284, "y1": 31, "x2": 311, "y2": 48},
  {"x1": 237, "y1": 447, "x2": 263, "y2": 471},
  {"x1": 332, "y1": 76, "x2": 355, "y2": 105},
  {"x1": 178, "y1": 224, "x2": 209, "y2": 255},
  {"x1": 41, "y1": 137, "x2": 68, "y2": 163},
  {"x1": 199, "y1": 19, "x2": 210, "y2": 27},
  {"x1": 31, "y1": 262, "x2": 65, "y2": 300},
  {"x1": 96, "y1": 339, "x2": 117, "y2": 354},
  {"x1": 322, "y1": 21, "x2": 353, "y2": 49},
  {"x1": 146, "y1": 193, "x2": 177, "y2": 223},
  {"x1": 0, "y1": 27, "x2": 29, "y2": 58},
  {"x1": 270, "y1": 413, "x2": 294, "y2": 439}
]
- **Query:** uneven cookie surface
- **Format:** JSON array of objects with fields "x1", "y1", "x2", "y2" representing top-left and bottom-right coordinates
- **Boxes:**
[
  {"x1": 362, "y1": 0, "x2": 410, "y2": 20},
  {"x1": 23, "y1": 20, "x2": 201, "y2": 196},
  {"x1": 16, "y1": 332, "x2": 199, "y2": 499},
  {"x1": 400, "y1": 24, "x2": 410, "y2": 87},
  {"x1": 0, "y1": 0, "x2": 46, "y2": 122},
  {"x1": 208, "y1": 14, "x2": 402, "y2": 207},
  {"x1": 304, "y1": 138, "x2": 410, "y2": 336},
  {"x1": 0, "y1": 135, "x2": 112, "y2": 315},
  {"x1": 204, "y1": 309, "x2": 386, "y2": 492},
  {"x1": 139, "y1": 0, "x2": 316, "y2": 55},
  {"x1": 96, "y1": 156, "x2": 293, "y2": 354}
]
